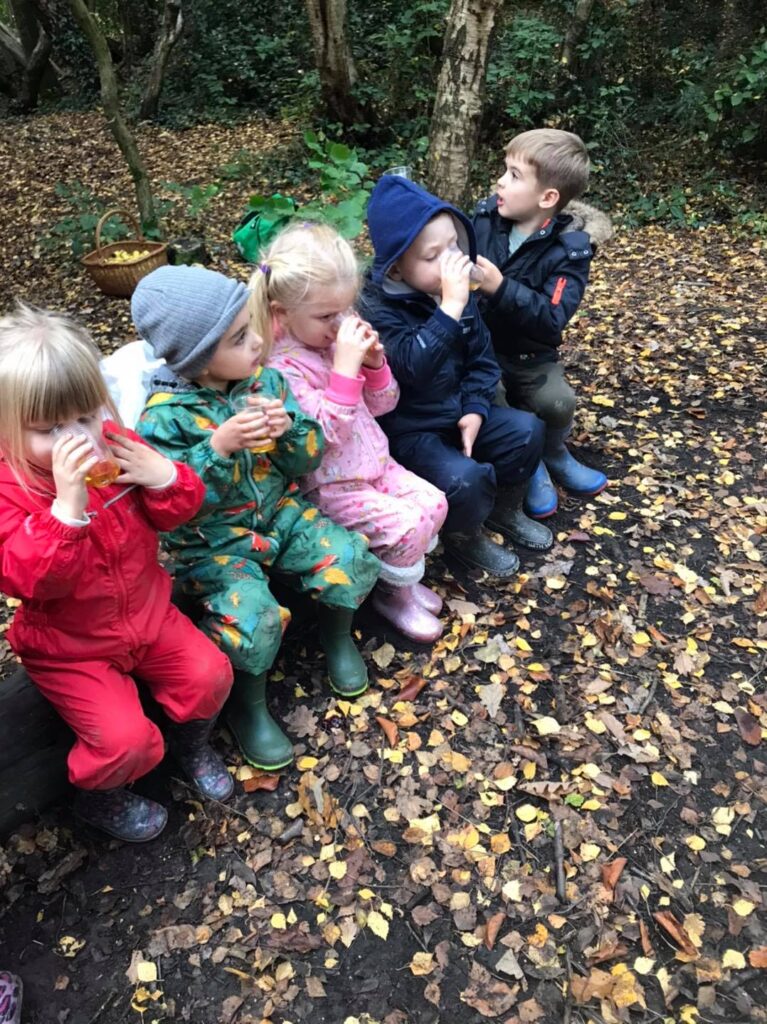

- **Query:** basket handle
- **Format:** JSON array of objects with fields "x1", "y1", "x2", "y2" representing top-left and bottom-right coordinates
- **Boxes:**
[{"x1": 95, "y1": 208, "x2": 143, "y2": 250}]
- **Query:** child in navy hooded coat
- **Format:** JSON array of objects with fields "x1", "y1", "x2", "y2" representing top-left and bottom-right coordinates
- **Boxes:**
[{"x1": 360, "y1": 175, "x2": 552, "y2": 576}]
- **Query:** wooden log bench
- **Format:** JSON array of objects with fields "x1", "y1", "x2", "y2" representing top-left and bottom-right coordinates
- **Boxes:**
[{"x1": 0, "y1": 666, "x2": 72, "y2": 836}]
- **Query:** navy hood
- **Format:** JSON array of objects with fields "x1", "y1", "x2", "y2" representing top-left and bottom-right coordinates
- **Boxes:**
[{"x1": 367, "y1": 175, "x2": 476, "y2": 286}]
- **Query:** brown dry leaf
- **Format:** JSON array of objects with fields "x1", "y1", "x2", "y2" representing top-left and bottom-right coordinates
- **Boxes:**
[
  {"x1": 376, "y1": 715, "x2": 399, "y2": 747},
  {"x1": 749, "y1": 947, "x2": 767, "y2": 968},
  {"x1": 734, "y1": 708, "x2": 761, "y2": 746},
  {"x1": 398, "y1": 675, "x2": 428, "y2": 702},
  {"x1": 460, "y1": 962, "x2": 518, "y2": 1017},
  {"x1": 653, "y1": 911, "x2": 698, "y2": 958},
  {"x1": 601, "y1": 857, "x2": 628, "y2": 890},
  {"x1": 570, "y1": 968, "x2": 615, "y2": 1003},
  {"x1": 484, "y1": 911, "x2": 505, "y2": 951},
  {"x1": 639, "y1": 919, "x2": 656, "y2": 958},
  {"x1": 242, "y1": 771, "x2": 281, "y2": 792}
]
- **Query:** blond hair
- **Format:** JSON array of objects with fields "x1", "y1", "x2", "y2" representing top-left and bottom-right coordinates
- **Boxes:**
[
  {"x1": 505, "y1": 129, "x2": 590, "y2": 209},
  {"x1": 0, "y1": 302, "x2": 117, "y2": 489},
  {"x1": 247, "y1": 221, "x2": 360, "y2": 352}
]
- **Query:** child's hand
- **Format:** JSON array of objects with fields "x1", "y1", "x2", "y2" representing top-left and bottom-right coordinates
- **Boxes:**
[
  {"x1": 261, "y1": 398, "x2": 292, "y2": 440},
  {"x1": 51, "y1": 432, "x2": 96, "y2": 520},
  {"x1": 107, "y1": 432, "x2": 175, "y2": 488},
  {"x1": 475, "y1": 255, "x2": 504, "y2": 296},
  {"x1": 457, "y1": 413, "x2": 482, "y2": 458},
  {"x1": 439, "y1": 247, "x2": 471, "y2": 321},
  {"x1": 333, "y1": 315, "x2": 374, "y2": 378},
  {"x1": 361, "y1": 322, "x2": 385, "y2": 369},
  {"x1": 211, "y1": 409, "x2": 271, "y2": 457}
]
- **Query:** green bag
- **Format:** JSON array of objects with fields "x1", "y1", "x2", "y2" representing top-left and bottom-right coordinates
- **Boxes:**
[{"x1": 232, "y1": 194, "x2": 298, "y2": 262}]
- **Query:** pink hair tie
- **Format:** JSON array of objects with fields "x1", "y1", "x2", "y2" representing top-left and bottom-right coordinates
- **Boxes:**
[{"x1": 259, "y1": 263, "x2": 270, "y2": 275}]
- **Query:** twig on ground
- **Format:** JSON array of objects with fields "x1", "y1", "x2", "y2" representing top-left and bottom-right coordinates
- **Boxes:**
[
  {"x1": 554, "y1": 819, "x2": 567, "y2": 903},
  {"x1": 635, "y1": 675, "x2": 659, "y2": 716}
]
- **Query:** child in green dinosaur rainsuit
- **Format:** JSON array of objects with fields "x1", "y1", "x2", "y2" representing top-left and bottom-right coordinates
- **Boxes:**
[{"x1": 132, "y1": 266, "x2": 380, "y2": 771}]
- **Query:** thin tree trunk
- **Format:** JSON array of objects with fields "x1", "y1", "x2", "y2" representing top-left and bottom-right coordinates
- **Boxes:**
[
  {"x1": 138, "y1": 0, "x2": 183, "y2": 121},
  {"x1": 68, "y1": 0, "x2": 159, "y2": 233},
  {"x1": 120, "y1": 0, "x2": 158, "y2": 68},
  {"x1": 16, "y1": 19, "x2": 51, "y2": 109},
  {"x1": 427, "y1": 0, "x2": 505, "y2": 207},
  {"x1": 304, "y1": 0, "x2": 361, "y2": 125},
  {"x1": 560, "y1": 0, "x2": 595, "y2": 73}
]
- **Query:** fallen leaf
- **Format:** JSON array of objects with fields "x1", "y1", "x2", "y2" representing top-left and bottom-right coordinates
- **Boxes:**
[
  {"x1": 484, "y1": 911, "x2": 505, "y2": 951},
  {"x1": 376, "y1": 716, "x2": 399, "y2": 747}
]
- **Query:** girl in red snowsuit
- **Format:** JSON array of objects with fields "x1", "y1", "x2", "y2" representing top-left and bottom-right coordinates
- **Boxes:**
[{"x1": 0, "y1": 304, "x2": 234, "y2": 842}]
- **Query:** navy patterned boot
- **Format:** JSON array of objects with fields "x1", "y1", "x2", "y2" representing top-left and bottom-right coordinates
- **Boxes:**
[
  {"x1": 74, "y1": 787, "x2": 168, "y2": 842},
  {"x1": 167, "y1": 717, "x2": 234, "y2": 801}
]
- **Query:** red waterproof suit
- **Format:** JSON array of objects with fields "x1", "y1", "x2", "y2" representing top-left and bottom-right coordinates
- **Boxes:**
[{"x1": 0, "y1": 424, "x2": 233, "y2": 790}]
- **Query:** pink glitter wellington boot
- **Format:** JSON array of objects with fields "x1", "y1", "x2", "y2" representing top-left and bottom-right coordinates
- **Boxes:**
[
  {"x1": 412, "y1": 582, "x2": 443, "y2": 616},
  {"x1": 372, "y1": 583, "x2": 443, "y2": 643}
]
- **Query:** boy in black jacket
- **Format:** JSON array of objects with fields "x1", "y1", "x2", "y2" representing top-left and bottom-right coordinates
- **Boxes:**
[
  {"x1": 473, "y1": 129, "x2": 607, "y2": 519},
  {"x1": 360, "y1": 175, "x2": 552, "y2": 578}
]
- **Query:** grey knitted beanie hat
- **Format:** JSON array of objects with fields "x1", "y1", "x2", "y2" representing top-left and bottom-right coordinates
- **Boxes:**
[{"x1": 131, "y1": 265, "x2": 249, "y2": 379}]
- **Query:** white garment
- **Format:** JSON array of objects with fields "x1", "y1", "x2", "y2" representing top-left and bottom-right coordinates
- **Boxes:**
[{"x1": 100, "y1": 340, "x2": 165, "y2": 428}]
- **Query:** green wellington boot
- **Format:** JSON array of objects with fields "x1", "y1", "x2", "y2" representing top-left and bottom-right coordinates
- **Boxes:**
[
  {"x1": 224, "y1": 671, "x2": 294, "y2": 771},
  {"x1": 316, "y1": 605, "x2": 369, "y2": 697}
]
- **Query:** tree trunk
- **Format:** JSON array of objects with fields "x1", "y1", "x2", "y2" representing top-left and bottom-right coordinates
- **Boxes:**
[
  {"x1": 560, "y1": 0, "x2": 595, "y2": 74},
  {"x1": 9, "y1": 0, "x2": 39, "y2": 56},
  {"x1": 426, "y1": 0, "x2": 505, "y2": 207},
  {"x1": 138, "y1": 0, "x2": 183, "y2": 121},
  {"x1": 304, "y1": 0, "x2": 361, "y2": 125},
  {"x1": 16, "y1": 18, "x2": 51, "y2": 109},
  {"x1": 68, "y1": 0, "x2": 159, "y2": 234}
]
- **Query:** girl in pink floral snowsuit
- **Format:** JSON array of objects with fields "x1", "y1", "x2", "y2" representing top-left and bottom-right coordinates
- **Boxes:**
[{"x1": 255, "y1": 223, "x2": 448, "y2": 642}]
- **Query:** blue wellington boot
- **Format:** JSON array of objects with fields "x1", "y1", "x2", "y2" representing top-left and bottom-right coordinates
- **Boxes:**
[
  {"x1": 543, "y1": 426, "x2": 607, "y2": 497},
  {"x1": 524, "y1": 461, "x2": 559, "y2": 519}
]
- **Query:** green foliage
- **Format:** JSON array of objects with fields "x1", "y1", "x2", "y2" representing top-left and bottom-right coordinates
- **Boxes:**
[
  {"x1": 161, "y1": 182, "x2": 221, "y2": 222},
  {"x1": 700, "y1": 31, "x2": 767, "y2": 150},
  {"x1": 486, "y1": 16, "x2": 560, "y2": 129},
  {"x1": 39, "y1": 182, "x2": 131, "y2": 256},
  {"x1": 246, "y1": 131, "x2": 373, "y2": 239}
]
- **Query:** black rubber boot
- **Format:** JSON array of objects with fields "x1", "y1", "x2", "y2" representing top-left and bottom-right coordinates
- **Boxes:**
[
  {"x1": 316, "y1": 605, "x2": 369, "y2": 697},
  {"x1": 443, "y1": 529, "x2": 520, "y2": 577},
  {"x1": 486, "y1": 484, "x2": 554, "y2": 551},
  {"x1": 166, "y1": 717, "x2": 234, "y2": 801},
  {"x1": 225, "y1": 672, "x2": 294, "y2": 771},
  {"x1": 74, "y1": 787, "x2": 167, "y2": 843}
]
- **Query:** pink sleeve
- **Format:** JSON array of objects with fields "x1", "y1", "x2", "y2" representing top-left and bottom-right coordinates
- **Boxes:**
[
  {"x1": 326, "y1": 371, "x2": 365, "y2": 406},
  {"x1": 362, "y1": 358, "x2": 400, "y2": 417}
]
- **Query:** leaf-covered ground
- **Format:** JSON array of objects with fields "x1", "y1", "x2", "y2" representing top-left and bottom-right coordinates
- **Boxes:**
[{"x1": 0, "y1": 112, "x2": 766, "y2": 1024}]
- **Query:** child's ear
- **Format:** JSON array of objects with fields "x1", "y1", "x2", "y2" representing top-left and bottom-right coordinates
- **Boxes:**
[
  {"x1": 387, "y1": 262, "x2": 403, "y2": 282},
  {"x1": 540, "y1": 187, "x2": 560, "y2": 211},
  {"x1": 270, "y1": 299, "x2": 288, "y2": 325}
]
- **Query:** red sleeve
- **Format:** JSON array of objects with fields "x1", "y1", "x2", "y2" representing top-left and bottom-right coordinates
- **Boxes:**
[
  {"x1": 0, "y1": 490, "x2": 90, "y2": 601},
  {"x1": 107, "y1": 422, "x2": 206, "y2": 532}
]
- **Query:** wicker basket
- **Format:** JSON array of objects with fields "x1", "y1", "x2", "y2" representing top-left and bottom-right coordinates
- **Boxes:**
[{"x1": 81, "y1": 208, "x2": 168, "y2": 298}]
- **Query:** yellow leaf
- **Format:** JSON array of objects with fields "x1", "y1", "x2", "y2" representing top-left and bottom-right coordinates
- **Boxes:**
[
  {"x1": 451, "y1": 709, "x2": 468, "y2": 727},
  {"x1": 502, "y1": 879, "x2": 522, "y2": 901},
  {"x1": 515, "y1": 637, "x2": 532, "y2": 652},
  {"x1": 271, "y1": 912, "x2": 287, "y2": 929},
  {"x1": 297, "y1": 756, "x2": 319, "y2": 771},
  {"x1": 545, "y1": 575, "x2": 566, "y2": 590},
  {"x1": 328, "y1": 861, "x2": 347, "y2": 880},
  {"x1": 136, "y1": 962, "x2": 157, "y2": 983},
  {"x1": 608, "y1": 511, "x2": 627, "y2": 521},
  {"x1": 409, "y1": 951, "x2": 435, "y2": 976},
  {"x1": 533, "y1": 716, "x2": 561, "y2": 736},
  {"x1": 522, "y1": 760, "x2": 537, "y2": 780},
  {"x1": 592, "y1": 394, "x2": 615, "y2": 407},
  {"x1": 579, "y1": 842, "x2": 600, "y2": 862},
  {"x1": 632, "y1": 631, "x2": 651, "y2": 645},
  {"x1": 685, "y1": 835, "x2": 706, "y2": 851},
  {"x1": 491, "y1": 834, "x2": 511, "y2": 854},
  {"x1": 651, "y1": 772, "x2": 669, "y2": 786},
  {"x1": 585, "y1": 715, "x2": 607, "y2": 735},
  {"x1": 366, "y1": 910, "x2": 390, "y2": 940},
  {"x1": 515, "y1": 804, "x2": 538, "y2": 822},
  {"x1": 732, "y1": 899, "x2": 755, "y2": 917},
  {"x1": 722, "y1": 949, "x2": 746, "y2": 969},
  {"x1": 633, "y1": 957, "x2": 655, "y2": 975}
]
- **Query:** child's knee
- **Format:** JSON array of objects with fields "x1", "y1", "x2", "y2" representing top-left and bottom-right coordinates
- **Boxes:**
[
  {"x1": 184, "y1": 643, "x2": 234, "y2": 718},
  {"x1": 535, "y1": 382, "x2": 576, "y2": 428},
  {"x1": 86, "y1": 714, "x2": 164, "y2": 787}
]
